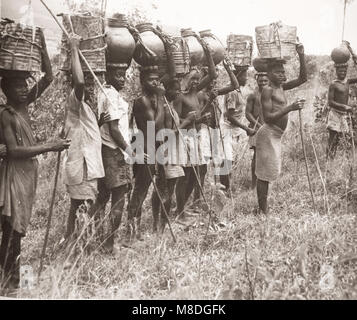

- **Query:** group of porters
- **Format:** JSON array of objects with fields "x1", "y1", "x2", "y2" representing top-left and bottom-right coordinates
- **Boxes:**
[{"x1": 0, "y1": 11, "x2": 356, "y2": 291}]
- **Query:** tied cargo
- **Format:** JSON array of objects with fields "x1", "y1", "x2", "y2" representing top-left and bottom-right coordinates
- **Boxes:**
[
  {"x1": 255, "y1": 22, "x2": 297, "y2": 60},
  {"x1": 227, "y1": 34, "x2": 253, "y2": 67},
  {"x1": 60, "y1": 13, "x2": 106, "y2": 72},
  {"x1": 0, "y1": 21, "x2": 43, "y2": 72}
]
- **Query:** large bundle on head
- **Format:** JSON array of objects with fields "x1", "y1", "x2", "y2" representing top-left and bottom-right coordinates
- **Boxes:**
[
  {"x1": 181, "y1": 28, "x2": 205, "y2": 67},
  {"x1": 226, "y1": 34, "x2": 253, "y2": 67},
  {"x1": 60, "y1": 13, "x2": 106, "y2": 72},
  {"x1": 199, "y1": 30, "x2": 225, "y2": 65},
  {"x1": 255, "y1": 22, "x2": 297, "y2": 60},
  {"x1": 171, "y1": 36, "x2": 190, "y2": 75},
  {"x1": 105, "y1": 14, "x2": 136, "y2": 69},
  {"x1": 133, "y1": 23, "x2": 165, "y2": 70},
  {"x1": 331, "y1": 43, "x2": 351, "y2": 66},
  {"x1": 0, "y1": 20, "x2": 43, "y2": 72}
]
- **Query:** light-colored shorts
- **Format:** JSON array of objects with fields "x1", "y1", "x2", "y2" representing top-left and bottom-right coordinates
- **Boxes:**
[{"x1": 164, "y1": 164, "x2": 185, "y2": 180}]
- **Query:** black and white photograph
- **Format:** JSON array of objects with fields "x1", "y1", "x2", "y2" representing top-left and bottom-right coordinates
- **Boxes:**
[{"x1": 0, "y1": 0, "x2": 357, "y2": 304}]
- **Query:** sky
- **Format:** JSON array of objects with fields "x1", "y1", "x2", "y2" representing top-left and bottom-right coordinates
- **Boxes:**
[{"x1": 1, "y1": 0, "x2": 357, "y2": 55}]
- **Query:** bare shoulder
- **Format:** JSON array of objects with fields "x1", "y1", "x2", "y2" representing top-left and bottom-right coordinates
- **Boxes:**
[
  {"x1": 261, "y1": 86, "x2": 273, "y2": 97},
  {"x1": 1, "y1": 109, "x2": 14, "y2": 126}
]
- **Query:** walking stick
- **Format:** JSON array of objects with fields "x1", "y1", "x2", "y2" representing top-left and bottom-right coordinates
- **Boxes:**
[
  {"x1": 299, "y1": 109, "x2": 317, "y2": 213},
  {"x1": 163, "y1": 97, "x2": 213, "y2": 222},
  {"x1": 146, "y1": 166, "x2": 176, "y2": 243},
  {"x1": 38, "y1": 128, "x2": 71, "y2": 279}
]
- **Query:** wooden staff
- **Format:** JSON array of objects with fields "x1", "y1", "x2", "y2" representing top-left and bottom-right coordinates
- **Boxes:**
[
  {"x1": 163, "y1": 96, "x2": 213, "y2": 220},
  {"x1": 299, "y1": 109, "x2": 317, "y2": 213},
  {"x1": 146, "y1": 166, "x2": 176, "y2": 243},
  {"x1": 38, "y1": 128, "x2": 71, "y2": 279}
]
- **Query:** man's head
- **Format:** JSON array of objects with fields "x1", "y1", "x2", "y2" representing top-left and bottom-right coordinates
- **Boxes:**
[
  {"x1": 0, "y1": 76, "x2": 30, "y2": 104},
  {"x1": 140, "y1": 66, "x2": 160, "y2": 93},
  {"x1": 255, "y1": 72, "x2": 269, "y2": 90},
  {"x1": 234, "y1": 66, "x2": 249, "y2": 87},
  {"x1": 267, "y1": 60, "x2": 287, "y2": 86},
  {"x1": 186, "y1": 69, "x2": 200, "y2": 91},
  {"x1": 164, "y1": 78, "x2": 181, "y2": 102},
  {"x1": 106, "y1": 66, "x2": 127, "y2": 91},
  {"x1": 83, "y1": 72, "x2": 96, "y2": 103},
  {"x1": 335, "y1": 63, "x2": 348, "y2": 81}
]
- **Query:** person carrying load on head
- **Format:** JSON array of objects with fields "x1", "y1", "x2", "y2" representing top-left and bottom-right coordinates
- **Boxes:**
[
  {"x1": 216, "y1": 65, "x2": 256, "y2": 196},
  {"x1": 193, "y1": 57, "x2": 240, "y2": 208},
  {"x1": 63, "y1": 33, "x2": 105, "y2": 241},
  {"x1": 0, "y1": 29, "x2": 70, "y2": 290},
  {"x1": 245, "y1": 58, "x2": 269, "y2": 189},
  {"x1": 256, "y1": 42, "x2": 307, "y2": 215},
  {"x1": 327, "y1": 42, "x2": 357, "y2": 159}
]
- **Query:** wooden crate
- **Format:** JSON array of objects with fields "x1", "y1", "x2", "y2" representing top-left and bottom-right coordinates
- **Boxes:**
[
  {"x1": 0, "y1": 22, "x2": 42, "y2": 72},
  {"x1": 255, "y1": 22, "x2": 297, "y2": 60},
  {"x1": 60, "y1": 14, "x2": 106, "y2": 72}
]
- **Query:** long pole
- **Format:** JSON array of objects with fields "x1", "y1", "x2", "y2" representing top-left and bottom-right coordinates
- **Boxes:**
[
  {"x1": 299, "y1": 109, "x2": 316, "y2": 213},
  {"x1": 146, "y1": 166, "x2": 176, "y2": 243},
  {"x1": 38, "y1": 152, "x2": 61, "y2": 279},
  {"x1": 342, "y1": 0, "x2": 347, "y2": 41},
  {"x1": 38, "y1": 128, "x2": 71, "y2": 279},
  {"x1": 163, "y1": 96, "x2": 212, "y2": 219}
]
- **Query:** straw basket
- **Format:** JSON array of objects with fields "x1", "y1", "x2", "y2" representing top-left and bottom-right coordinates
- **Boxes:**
[
  {"x1": 255, "y1": 22, "x2": 297, "y2": 60},
  {"x1": 226, "y1": 34, "x2": 253, "y2": 67},
  {"x1": 0, "y1": 22, "x2": 42, "y2": 72},
  {"x1": 158, "y1": 36, "x2": 190, "y2": 76},
  {"x1": 60, "y1": 13, "x2": 106, "y2": 72}
]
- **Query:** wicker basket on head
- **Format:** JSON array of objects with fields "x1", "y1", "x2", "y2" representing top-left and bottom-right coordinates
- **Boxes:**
[
  {"x1": 226, "y1": 34, "x2": 253, "y2": 67},
  {"x1": 255, "y1": 22, "x2": 297, "y2": 61},
  {"x1": 0, "y1": 21, "x2": 42, "y2": 72},
  {"x1": 60, "y1": 13, "x2": 106, "y2": 72}
]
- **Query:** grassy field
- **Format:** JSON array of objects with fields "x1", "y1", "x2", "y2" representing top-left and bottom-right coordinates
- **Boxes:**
[{"x1": 9, "y1": 75, "x2": 356, "y2": 300}]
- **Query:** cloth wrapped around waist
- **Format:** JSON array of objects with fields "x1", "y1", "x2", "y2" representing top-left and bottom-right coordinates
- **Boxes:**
[
  {"x1": 255, "y1": 123, "x2": 284, "y2": 182},
  {"x1": 327, "y1": 108, "x2": 349, "y2": 133}
]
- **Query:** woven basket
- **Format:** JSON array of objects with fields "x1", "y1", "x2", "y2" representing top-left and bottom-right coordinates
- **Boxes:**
[
  {"x1": 0, "y1": 22, "x2": 42, "y2": 72},
  {"x1": 60, "y1": 14, "x2": 106, "y2": 72},
  {"x1": 226, "y1": 34, "x2": 253, "y2": 66},
  {"x1": 255, "y1": 22, "x2": 297, "y2": 60},
  {"x1": 158, "y1": 36, "x2": 190, "y2": 76}
]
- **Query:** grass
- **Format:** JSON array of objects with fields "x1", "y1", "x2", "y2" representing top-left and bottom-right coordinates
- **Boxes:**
[{"x1": 3, "y1": 78, "x2": 357, "y2": 300}]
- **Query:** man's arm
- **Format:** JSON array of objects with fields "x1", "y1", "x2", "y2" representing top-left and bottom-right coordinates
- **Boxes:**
[
  {"x1": 69, "y1": 34, "x2": 85, "y2": 101},
  {"x1": 226, "y1": 109, "x2": 255, "y2": 136},
  {"x1": 1, "y1": 111, "x2": 70, "y2": 159},
  {"x1": 197, "y1": 36, "x2": 218, "y2": 92},
  {"x1": 108, "y1": 120, "x2": 132, "y2": 152},
  {"x1": 153, "y1": 28, "x2": 176, "y2": 81},
  {"x1": 283, "y1": 44, "x2": 307, "y2": 91},
  {"x1": 217, "y1": 59, "x2": 240, "y2": 96},
  {"x1": 328, "y1": 83, "x2": 351, "y2": 112},
  {"x1": 261, "y1": 87, "x2": 302, "y2": 123},
  {"x1": 245, "y1": 94, "x2": 261, "y2": 128},
  {"x1": 27, "y1": 29, "x2": 53, "y2": 104}
]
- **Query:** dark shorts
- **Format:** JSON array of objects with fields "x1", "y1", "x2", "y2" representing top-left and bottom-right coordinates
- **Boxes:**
[{"x1": 102, "y1": 145, "x2": 132, "y2": 190}]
